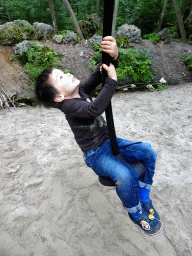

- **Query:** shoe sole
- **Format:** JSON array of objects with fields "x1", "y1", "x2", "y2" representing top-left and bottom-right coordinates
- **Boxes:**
[{"x1": 146, "y1": 226, "x2": 163, "y2": 236}]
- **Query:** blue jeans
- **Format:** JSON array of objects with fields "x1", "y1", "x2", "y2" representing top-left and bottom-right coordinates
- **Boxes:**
[{"x1": 84, "y1": 137, "x2": 157, "y2": 213}]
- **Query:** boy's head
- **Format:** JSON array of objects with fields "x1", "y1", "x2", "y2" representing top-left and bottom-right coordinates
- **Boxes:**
[{"x1": 35, "y1": 68, "x2": 80, "y2": 108}]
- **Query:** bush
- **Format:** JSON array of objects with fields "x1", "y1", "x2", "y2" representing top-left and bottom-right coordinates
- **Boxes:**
[
  {"x1": 143, "y1": 33, "x2": 161, "y2": 44},
  {"x1": 90, "y1": 45, "x2": 155, "y2": 84},
  {"x1": 116, "y1": 37, "x2": 129, "y2": 48},
  {"x1": 17, "y1": 42, "x2": 62, "y2": 87},
  {"x1": 181, "y1": 55, "x2": 192, "y2": 70},
  {"x1": 89, "y1": 44, "x2": 102, "y2": 70},
  {"x1": 117, "y1": 48, "x2": 155, "y2": 84}
]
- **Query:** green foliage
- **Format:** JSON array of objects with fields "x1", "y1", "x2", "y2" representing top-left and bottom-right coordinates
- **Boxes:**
[
  {"x1": 116, "y1": 37, "x2": 129, "y2": 48},
  {"x1": 1, "y1": 0, "x2": 191, "y2": 39},
  {"x1": 17, "y1": 42, "x2": 61, "y2": 86},
  {"x1": 63, "y1": 69, "x2": 73, "y2": 74},
  {"x1": 181, "y1": 55, "x2": 192, "y2": 70},
  {"x1": 147, "y1": 82, "x2": 166, "y2": 92},
  {"x1": 89, "y1": 44, "x2": 102, "y2": 70},
  {"x1": 0, "y1": 25, "x2": 36, "y2": 45},
  {"x1": 167, "y1": 27, "x2": 179, "y2": 38},
  {"x1": 116, "y1": 48, "x2": 155, "y2": 84},
  {"x1": 156, "y1": 83, "x2": 166, "y2": 91},
  {"x1": 116, "y1": 0, "x2": 138, "y2": 29},
  {"x1": 134, "y1": 0, "x2": 162, "y2": 35},
  {"x1": 143, "y1": 33, "x2": 161, "y2": 44},
  {"x1": 58, "y1": 30, "x2": 68, "y2": 36},
  {"x1": 90, "y1": 45, "x2": 155, "y2": 84}
]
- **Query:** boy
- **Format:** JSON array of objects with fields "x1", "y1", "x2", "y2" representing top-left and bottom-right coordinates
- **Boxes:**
[{"x1": 35, "y1": 36, "x2": 162, "y2": 235}]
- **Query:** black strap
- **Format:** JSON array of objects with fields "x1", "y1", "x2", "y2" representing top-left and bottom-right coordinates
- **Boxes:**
[{"x1": 102, "y1": 0, "x2": 119, "y2": 157}]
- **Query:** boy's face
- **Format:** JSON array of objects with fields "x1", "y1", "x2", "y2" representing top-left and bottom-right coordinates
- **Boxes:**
[{"x1": 50, "y1": 69, "x2": 80, "y2": 99}]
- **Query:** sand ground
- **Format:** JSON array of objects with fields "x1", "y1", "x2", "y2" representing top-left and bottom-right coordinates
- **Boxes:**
[{"x1": 0, "y1": 83, "x2": 192, "y2": 256}]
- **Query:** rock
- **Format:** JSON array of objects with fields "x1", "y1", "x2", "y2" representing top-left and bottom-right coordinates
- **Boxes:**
[
  {"x1": 89, "y1": 35, "x2": 102, "y2": 45},
  {"x1": 89, "y1": 13, "x2": 102, "y2": 27},
  {"x1": 13, "y1": 40, "x2": 33, "y2": 55},
  {"x1": 33, "y1": 22, "x2": 54, "y2": 40},
  {"x1": 53, "y1": 35, "x2": 63, "y2": 44},
  {"x1": 63, "y1": 31, "x2": 78, "y2": 44},
  {"x1": 0, "y1": 20, "x2": 34, "y2": 45},
  {"x1": 13, "y1": 40, "x2": 43, "y2": 55},
  {"x1": 13, "y1": 20, "x2": 32, "y2": 27},
  {"x1": 0, "y1": 22, "x2": 15, "y2": 44},
  {"x1": 0, "y1": 20, "x2": 31, "y2": 30},
  {"x1": 116, "y1": 24, "x2": 142, "y2": 42},
  {"x1": 0, "y1": 22, "x2": 14, "y2": 29},
  {"x1": 79, "y1": 20, "x2": 97, "y2": 39},
  {"x1": 157, "y1": 28, "x2": 173, "y2": 44}
]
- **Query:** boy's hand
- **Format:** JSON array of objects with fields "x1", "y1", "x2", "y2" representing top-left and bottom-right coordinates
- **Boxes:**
[
  {"x1": 100, "y1": 36, "x2": 119, "y2": 60},
  {"x1": 100, "y1": 63, "x2": 117, "y2": 81}
]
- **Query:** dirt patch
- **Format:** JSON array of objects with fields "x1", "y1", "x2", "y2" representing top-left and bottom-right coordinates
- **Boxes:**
[
  {"x1": 131, "y1": 40, "x2": 192, "y2": 85},
  {"x1": 0, "y1": 84, "x2": 192, "y2": 255},
  {"x1": 0, "y1": 45, "x2": 32, "y2": 97},
  {"x1": 0, "y1": 40, "x2": 192, "y2": 99},
  {"x1": 44, "y1": 40, "x2": 93, "y2": 81}
]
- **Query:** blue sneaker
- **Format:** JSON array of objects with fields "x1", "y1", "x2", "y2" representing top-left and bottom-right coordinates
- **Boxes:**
[
  {"x1": 141, "y1": 200, "x2": 160, "y2": 220},
  {"x1": 129, "y1": 209, "x2": 162, "y2": 236}
]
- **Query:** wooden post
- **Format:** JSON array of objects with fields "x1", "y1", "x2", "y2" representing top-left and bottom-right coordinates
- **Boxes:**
[
  {"x1": 172, "y1": 0, "x2": 187, "y2": 42},
  {"x1": 157, "y1": 0, "x2": 169, "y2": 33}
]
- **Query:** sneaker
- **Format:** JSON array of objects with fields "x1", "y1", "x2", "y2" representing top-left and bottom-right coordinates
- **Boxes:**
[
  {"x1": 129, "y1": 209, "x2": 162, "y2": 236},
  {"x1": 141, "y1": 200, "x2": 160, "y2": 220}
]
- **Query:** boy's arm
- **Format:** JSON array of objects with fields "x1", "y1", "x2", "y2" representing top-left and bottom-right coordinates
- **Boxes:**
[
  {"x1": 61, "y1": 77, "x2": 118, "y2": 118},
  {"x1": 80, "y1": 36, "x2": 119, "y2": 95},
  {"x1": 61, "y1": 64, "x2": 118, "y2": 118},
  {"x1": 79, "y1": 64, "x2": 103, "y2": 95}
]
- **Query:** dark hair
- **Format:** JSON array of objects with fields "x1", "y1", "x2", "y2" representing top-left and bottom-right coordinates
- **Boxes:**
[{"x1": 35, "y1": 67, "x2": 59, "y2": 108}]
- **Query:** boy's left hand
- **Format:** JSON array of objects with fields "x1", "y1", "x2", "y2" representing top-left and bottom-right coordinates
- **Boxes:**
[{"x1": 100, "y1": 36, "x2": 119, "y2": 60}]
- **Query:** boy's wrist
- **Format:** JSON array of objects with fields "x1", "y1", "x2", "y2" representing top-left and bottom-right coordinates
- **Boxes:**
[{"x1": 113, "y1": 51, "x2": 120, "y2": 60}]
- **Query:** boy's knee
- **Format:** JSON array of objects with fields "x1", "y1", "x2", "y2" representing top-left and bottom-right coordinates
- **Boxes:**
[
  {"x1": 145, "y1": 142, "x2": 157, "y2": 161},
  {"x1": 142, "y1": 142, "x2": 157, "y2": 161},
  {"x1": 115, "y1": 169, "x2": 135, "y2": 186}
]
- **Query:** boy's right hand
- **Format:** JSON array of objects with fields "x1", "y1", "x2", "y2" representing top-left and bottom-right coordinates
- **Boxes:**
[{"x1": 100, "y1": 63, "x2": 117, "y2": 81}]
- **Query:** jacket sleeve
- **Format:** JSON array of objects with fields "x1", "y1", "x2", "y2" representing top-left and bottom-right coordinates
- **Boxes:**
[
  {"x1": 79, "y1": 64, "x2": 102, "y2": 95},
  {"x1": 60, "y1": 77, "x2": 118, "y2": 118},
  {"x1": 79, "y1": 52, "x2": 120, "y2": 95}
]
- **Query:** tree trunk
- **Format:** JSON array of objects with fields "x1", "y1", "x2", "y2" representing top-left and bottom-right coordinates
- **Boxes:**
[
  {"x1": 112, "y1": 0, "x2": 119, "y2": 37},
  {"x1": 49, "y1": 0, "x2": 58, "y2": 34},
  {"x1": 61, "y1": 0, "x2": 84, "y2": 40},
  {"x1": 172, "y1": 0, "x2": 187, "y2": 42},
  {"x1": 184, "y1": 9, "x2": 192, "y2": 23},
  {"x1": 157, "y1": 0, "x2": 168, "y2": 32}
]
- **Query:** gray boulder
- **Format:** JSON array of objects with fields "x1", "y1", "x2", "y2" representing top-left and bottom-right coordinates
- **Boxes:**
[
  {"x1": 13, "y1": 40, "x2": 43, "y2": 55},
  {"x1": 33, "y1": 22, "x2": 54, "y2": 40},
  {"x1": 89, "y1": 13, "x2": 102, "y2": 27},
  {"x1": 157, "y1": 28, "x2": 173, "y2": 44},
  {"x1": 0, "y1": 21, "x2": 14, "y2": 29},
  {"x1": 116, "y1": 24, "x2": 142, "y2": 42},
  {"x1": 89, "y1": 35, "x2": 102, "y2": 45},
  {"x1": 63, "y1": 31, "x2": 78, "y2": 44},
  {"x1": 0, "y1": 20, "x2": 31, "y2": 29},
  {"x1": 0, "y1": 20, "x2": 34, "y2": 45},
  {"x1": 13, "y1": 40, "x2": 34, "y2": 55},
  {"x1": 13, "y1": 20, "x2": 32, "y2": 27},
  {"x1": 53, "y1": 35, "x2": 63, "y2": 44}
]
